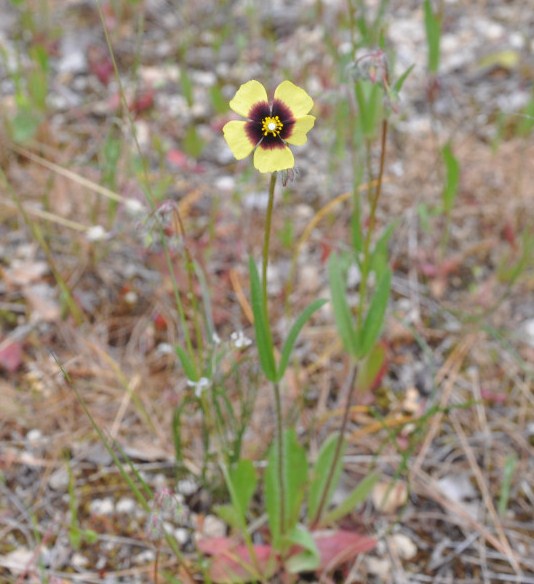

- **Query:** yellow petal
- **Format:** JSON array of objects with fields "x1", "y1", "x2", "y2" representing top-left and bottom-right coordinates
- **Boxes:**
[
  {"x1": 285, "y1": 115, "x2": 316, "y2": 145},
  {"x1": 274, "y1": 81, "x2": 313, "y2": 117},
  {"x1": 254, "y1": 145, "x2": 294, "y2": 173},
  {"x1": 223, "y1": 121, "x2": 255, "y2": 160},
  {"x1": 229, "y1": 80, "x2": 268, "y2": 118}
]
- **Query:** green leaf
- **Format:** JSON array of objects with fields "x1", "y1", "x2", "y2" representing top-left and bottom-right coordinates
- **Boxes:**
[
  {"x1": 393, "y1": 64, "x2": 415, "y2": 94},
  {"x1": 249, "y1": 257, "x2": 277, "y2": 381},
  {"x1": 10, "y1": 107, "x2": 41, "y2": 142},
  {"x1": 498, "y1": 454, "x2": 518, "y2": 515},
  {"x1": 355, "y1": 81, "x2": 383, "y2": 139},
  {"x1": 180, "y1": 67, "x2": 194, "y2": 107},
  {"x1": 69, "y1": 526, "x2": 81, "y2": 550},
  {"x1": 265, "y1": 429, "x2": 307, "y2": 550},
  {"x1": 355, "y1": 342, "x2": 386, "y2": 393},
  {"x1": 210, "y1": 84, "x2": 228, "y2": 114},
  {"x1": 285, "y1": 524, "x2": 320, "y2": 573},
  {"x1": 369, "y1": 222, "x2": 397, "y2": 282},
  {"x1": 359, "y1": 267, "x2": 391, "y2": 358},
  {"x1": 175, "y1": 345, "x2": 198, "y2": 382},
  {"x1": 213, "y1": 503, "x2": 243, "y2": 532},
  {"x1": 277, "y1": 299, "x2": 327, "y2": 381},
  {"x1": 441, "y1": 142, "x2": 460, "y2": 213},
  {"x1": 328, "y1": 252, "x2": 359, "y2": 357},
  {"x1": 172, "y1": 399, "x2": 193, "y2": 464},
  {"x1": 424, "y1": 0, "x2": 441, "y2": 74},
  {"x1": 321, "y1": 473, "x2": 379, "y2": 526},
  {"x1": 307, "y1": 433, "x2": 345, "y2": 524},
  {"x1": 183, "y1": 125, "x2": 204, "y2": 158},
  {"x1": 83, "y1": 529, "x2": 98, "y2": 544},
  {"x1": 227, "y1": 459, "x2": 257, "y2": 525}
]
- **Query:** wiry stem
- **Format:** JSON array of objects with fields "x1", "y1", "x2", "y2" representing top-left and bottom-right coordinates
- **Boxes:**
[
  {"x1": 358, "y1": 119, "x2": 388, "y2": 329},
  {"x1": 311, "y1": 362, "x2": 358, "y2": 528},
  {"x1": 262, "y1": 172, "x2": 277, "y2": 305}
]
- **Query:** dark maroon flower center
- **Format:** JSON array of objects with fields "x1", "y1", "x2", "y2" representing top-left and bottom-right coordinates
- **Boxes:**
[{"x1": 245, "y1": 99, "x2": 295, "y2": 150}]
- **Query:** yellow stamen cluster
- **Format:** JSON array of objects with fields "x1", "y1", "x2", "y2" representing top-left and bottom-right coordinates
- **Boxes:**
[{"x1": 261, "y1": 115, "x2": 283, "y2": 137}]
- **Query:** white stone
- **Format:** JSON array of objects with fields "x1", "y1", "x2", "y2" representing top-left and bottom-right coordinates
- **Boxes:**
[
  {"x1": 203, "y1": 515, "x2": 226, "y2": 538},
  {"x1": 116, "y1": 497, "x2": 136, "y2": 514},
  {"x1": 71, "y1": 553, "x2": 89, "y2": 568},
  {"x1": 27, "y1": 429, "x2": 43, "y2": 444},
  {"x1": 174, "y1": 527, "x2": 189, "y2": 544},
  {"x1": 177, "y1": 478, "x2": 198, "y2": 496},
  {"x1": 389, "y1": 533, "x2": 417, "y2": 560},
  {"x1": 90, "y1": 497, "x2": 115, "y2": 516}
]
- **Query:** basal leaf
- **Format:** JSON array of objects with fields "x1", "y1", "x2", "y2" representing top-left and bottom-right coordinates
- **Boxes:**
[{"x1": 321, "y1": 473, "x2": 379, "y2": 526}]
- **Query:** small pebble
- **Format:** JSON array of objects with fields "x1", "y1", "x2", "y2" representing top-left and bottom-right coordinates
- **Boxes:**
[
  {"x1": 71, "y1": 553, "x2": 89, "y2": 569},
  {"x1": 177, "y1": 478, "x2": 198, "y2": 496},
  {"x1": 174, "y1": 527, "x2": 189, "y2": 545},
  {"x1": 202, "y1": 514, "x2": 226, "y2": 538},
  {"x1": 90, "y1": 498, "x2": 115, "y2": 516},
  {"x1": 48, "y1": 467, "x2": 69, "y2": 492},
  {"x1": 389, "y1": 533, "x2": 417, "y2": 560},
  {"x1": 116, "y1": 497, "x2": 136, "y2": 514}
]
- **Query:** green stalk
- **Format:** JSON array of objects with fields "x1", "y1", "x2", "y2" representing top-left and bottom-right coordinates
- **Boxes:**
[
  {"x1": 262, "y1": 172, "x2": 278, "y2": 306},
  {"x1": 357, "y1": 119, "x2": 388, "y2": 329},
  {"x1": 273, "y1": 381, "x2": 286, "y2": 539},
  {"x1": 260, "y1": 172, "x2": 286, "y2": 539},
  {"x1": 310, "y1": 362, "x2": 358, "y2": 528}
]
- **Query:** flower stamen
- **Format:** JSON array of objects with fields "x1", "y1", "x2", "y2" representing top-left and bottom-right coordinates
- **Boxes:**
[{"x1": 262, "y1": 115, "x2": 283, "y2": 137}]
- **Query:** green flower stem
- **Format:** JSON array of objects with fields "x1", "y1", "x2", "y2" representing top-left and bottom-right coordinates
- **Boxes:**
[
  {"x1": 260, "y1": 172, "x2": 287, "y2": 541},
  {"x1": 273, "y1": 381, "x2": 286, "y2": 540},
  {"x1": 262, "y1": 172, "x2": 278, "y2": 306},
  {"x1": 357, "y1": 119, "x2": 388, "y2": 330},
  {"x1": 310, "y1": 361, "x2": 358, "y2": 528}
]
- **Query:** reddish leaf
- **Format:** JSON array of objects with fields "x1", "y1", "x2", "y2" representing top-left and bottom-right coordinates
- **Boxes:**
[
  {"x1": 0, "y1": 340, "x2": 23, "y2": 373},
  {"x1": 313, "y1": 529, "x2": 377, "y2": 572},
  {"x1": 87, "y1": 45, "x2": 114, "y2": 86},
  {"x1": 129, "y1": 89, "x2": 155, "y2": 115},
  {"x1": 501, "y1": 221, "x2": 517, "y2": 249},
  {"x1": 197, "y1": 538, "x2": 276, "y2": 583}
]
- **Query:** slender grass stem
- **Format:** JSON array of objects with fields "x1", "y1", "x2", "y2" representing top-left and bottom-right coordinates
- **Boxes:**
[{"x1": 311, "y1": 362, "x2": 359, "y2": 528}]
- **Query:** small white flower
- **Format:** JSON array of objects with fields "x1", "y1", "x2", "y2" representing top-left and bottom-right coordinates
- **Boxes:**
[
  {"x1": 212, "y1": 332, "x2": 221, "y2": 345},
  {"x1": 186, "y1": 377, "x2": 211, "y2": 398},
  {"x1": 86, "y1": 225, "x2": 108, "y2": 241},
  {"x1": 230, "y1": 330, "x2": 252, "y2": 349}
]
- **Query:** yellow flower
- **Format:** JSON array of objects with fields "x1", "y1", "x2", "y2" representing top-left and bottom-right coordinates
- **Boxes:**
[{"x1": 223, "y1": 80, "x2": 315, "y2": 173}]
